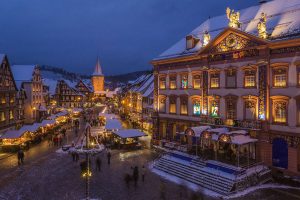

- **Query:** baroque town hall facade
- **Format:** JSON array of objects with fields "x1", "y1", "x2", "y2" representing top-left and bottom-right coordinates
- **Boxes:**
[{"x1": 152, "y1": 0, "x2": 300, "y2": 174}]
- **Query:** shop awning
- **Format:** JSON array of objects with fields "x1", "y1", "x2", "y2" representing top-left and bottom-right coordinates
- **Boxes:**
[
  {"x1": 105, "y1": 119, "x2": 122, "y2": 131},
  {"x1": 0, "y1": 130, "x2": 26, "y2": 139},
  {"x1": 113, "y1": 129, "x2": 146, "y2": 139},
  {"x1": 19, "y1": 124, "x2": 41, "y2": 133},
  {"x1": 41, "y1": 119, "x2": 56, "y2": 126},
  {"x1": 231, "y1": 135, "x2": 258, "y2": 145}
]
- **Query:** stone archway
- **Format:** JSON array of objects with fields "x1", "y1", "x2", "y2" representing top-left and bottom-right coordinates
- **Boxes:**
[{"x1": 272, "y1": 138, "x2": 288, "y2": 169}]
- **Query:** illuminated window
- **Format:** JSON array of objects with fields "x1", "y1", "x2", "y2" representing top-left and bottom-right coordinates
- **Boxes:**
[
  {"x1": 1, "y1": 95, "x2": 6, "y2": 104},
  {"x1": 226, "y1": 69, "x2": 236, "y2": 88},
  {"x1": 273, "y1": 101, "x2": 287, "y2": 123},
  {"x1": 180, "y1": 97, "x2": 188, "y2": 115},
  {"x1": 0, "y1": 112, "x2": 5, "y2": 122},
  {"x1": 169, "y1": 76, "x2": 177, "y2": 89},
  {"x1": 193, "y1": 100, "x2": 201, "y2": 115},
  {"x1": 169, "y1": 97, "x2": 177, "y2": 114},
  {"x1": 9, "y1": 110, "x2": 13, "y2": 120},
  {"x1": 10, "y1": 94, "x2": 15, "y2": 104},
  {"x1": 273, "y1": 68, "x2": 287, "y2": 87},
  {"x1": 159, "y1": 77, "x2": 166, "y2": 89},
  {"x1": 244, "y1": 70, "x2": 256, "y2": 88},
  {"x1": 181, "y1": 74, "x2": 188, "y2": 89},
  {"x1": 210, "y1": 100, "x2": 219, "y2": 117},
  {"x1": 210, "y1": 73, "x2": 220, "y2": 88},
  {"x1": 159, "y1": 97, "x2": 166, "y2": 113},
  {"x1": 193, "y1": 74, "x2": 201, "y2": 89}
]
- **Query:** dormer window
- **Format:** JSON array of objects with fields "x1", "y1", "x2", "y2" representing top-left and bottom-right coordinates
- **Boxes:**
[{"x1": 186, "y1": 35, "x2": 199, "y2": 50}]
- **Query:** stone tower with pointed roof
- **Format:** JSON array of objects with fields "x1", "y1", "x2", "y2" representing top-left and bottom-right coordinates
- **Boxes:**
[{"x1": 91, "y1": 58, "x2": 105, "y2": 94}]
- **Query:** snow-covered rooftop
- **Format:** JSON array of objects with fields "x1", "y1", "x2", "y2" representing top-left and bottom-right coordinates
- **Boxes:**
[
  {"x1": 155, "y1": 0, "x2": 300, "y2": 60},
  {"x1": 112, "y1": 129, "x2": 146, "y2": 138},
  {"x1": 0, "y1": 130, "x2": 25, "y2": 139},
  {"x1": 105, "y1": 119, "x2": 122, "y2": 130}
]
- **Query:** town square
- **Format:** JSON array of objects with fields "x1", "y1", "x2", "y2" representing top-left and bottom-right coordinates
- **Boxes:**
[{"x1": 0, "y1": 0, "x2": 300, "y2": 199}]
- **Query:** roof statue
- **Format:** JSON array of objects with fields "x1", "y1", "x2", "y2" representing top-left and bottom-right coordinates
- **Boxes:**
[
  {"x1": 257, "y1": 12, "x2": 268, "y2": 39},
  {"x1": 203, "y1": 31, "x2": 211, "y2": 46},
  {"x1": 93, "y1": 57, "x2": 103, "y2": 76},
  {"x1": 226, "y1": 7, "x2": 240, "y2": 29}
]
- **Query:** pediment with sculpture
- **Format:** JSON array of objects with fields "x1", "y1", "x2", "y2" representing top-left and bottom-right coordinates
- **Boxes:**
[{"x1": 210, "y1": 33, "x2": 260, "y2": 53}]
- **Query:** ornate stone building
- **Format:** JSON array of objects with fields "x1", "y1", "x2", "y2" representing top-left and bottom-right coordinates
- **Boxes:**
[
  {"x1": 54, "y1": 80, "x2": 83, "y2": 108},
  {"x1": 0, "y1": 54, "x2": 18, "y2": 133},
  {"x1": 152, "y1": 0, "x2": 300, "y2": 174}
]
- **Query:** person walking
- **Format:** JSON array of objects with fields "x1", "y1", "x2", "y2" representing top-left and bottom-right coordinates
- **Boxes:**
[
  {"x1": 107, "y1": 150, "x2": 111, "y2": 165},
  {"x1": 160, "y1": 180, "x2": 166, "y2": 200},
  {"x1": 75, "y1": 152, "x2": 79, "y2": 162},
  {"x1": 96, "y1": 157, "x2": 102, "y2": 172},
  {"x1": 133, "y1": 166, "x2": 139, "y2": 187},
  {"x1": 141, "y1": 165, "x2": 146, "y2": 182},
  {"x1": 17, "y1": 149, "x2": 24, "y2": 165}
]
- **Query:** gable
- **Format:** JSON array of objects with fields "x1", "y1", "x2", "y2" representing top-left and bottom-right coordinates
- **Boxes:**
[
  {"x1": 201, "y1": 28, "x2": 268, "y2": 54},
  {"x1": 0, "y1": 55, "x2": 17, "y2": 91}
]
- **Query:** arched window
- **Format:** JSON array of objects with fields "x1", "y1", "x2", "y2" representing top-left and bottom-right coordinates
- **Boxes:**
[{"x1": 193, "y1": 99, "x2": 201, "y2": 115}]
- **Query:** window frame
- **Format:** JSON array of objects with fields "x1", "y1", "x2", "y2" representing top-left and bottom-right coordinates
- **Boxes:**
[
  {"x1": 159, "y1": 76, "x2": 166, "y2": 90},
  {"x1": 169, "y1": 75, "x2": 177, "y2": 90},
  {"x1": 270, "y1": 96, "x2": 289, "y2": 125},
  {"x1": 244, "y1": 69, "x2": 257, "y2": 88},
  {"x1": 192, "y1": 74, "x2": 202, "y2": 89},
  {"x1": 210, "y1": 72, "x2": 220, "y2": 89},
  {"x1": 225, "y1": 69, "x2": 237, "y2": 89},
  {"x1": 271, "y1": 64, "x2": 289, "y2": 88},
  {"x1": 181, "y1": 74, "x2": 188, "y2": 89}
]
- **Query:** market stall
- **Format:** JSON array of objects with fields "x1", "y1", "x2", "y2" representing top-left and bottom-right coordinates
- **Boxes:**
[
  {"x1": 0, "y1": 129, "x2": 33, "y2": 151},
  {"x1": 112, "y1": 129, "x2": 146, "y2": 149}
]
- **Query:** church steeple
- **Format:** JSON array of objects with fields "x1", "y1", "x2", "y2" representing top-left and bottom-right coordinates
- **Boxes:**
[{"x1": 93, "y1": 57, "x2": 103, "y2": 76}]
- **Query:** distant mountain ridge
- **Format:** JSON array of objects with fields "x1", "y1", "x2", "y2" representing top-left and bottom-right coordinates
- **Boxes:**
[{"x1": 40, "y1": 65, "x2": 152, "y2": 85}]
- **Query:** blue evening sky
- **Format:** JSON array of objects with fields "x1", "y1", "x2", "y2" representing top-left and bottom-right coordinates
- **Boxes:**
[{"x1": 0, "y1": 0, "x2": 257, "y2": 75}]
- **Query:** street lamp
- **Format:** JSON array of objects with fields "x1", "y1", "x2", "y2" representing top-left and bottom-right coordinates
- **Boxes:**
[{"x1": 68, "y1": 122, "x2": 104, "y2": 200}]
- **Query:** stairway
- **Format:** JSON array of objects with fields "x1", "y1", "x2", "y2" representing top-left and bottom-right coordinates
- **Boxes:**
[{"x1": 153, "y1": 155, "x2": 235, "y2": 194}]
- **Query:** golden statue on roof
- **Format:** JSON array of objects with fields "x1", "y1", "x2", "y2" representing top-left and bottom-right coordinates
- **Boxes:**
[
  {"x1": 257, "y1": 12, "x2": 268, "y2": 39},
  {"x1": 203, "y1": 31, "x2": 211, "y2": 47},
  {"x1": 226, "y1": 7, "x2": 240, "y2": 28}
]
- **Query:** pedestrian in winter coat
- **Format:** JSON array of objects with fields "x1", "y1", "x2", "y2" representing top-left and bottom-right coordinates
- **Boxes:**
[
  {"x1": 124, "y1": 173, "x2": 131, "y2": 188},
  {"x1": 17, "y1": 149, "x2": 24, "y2": 165},
  {"x1": 133, "y1": 166, "x2": 139, "y2": 187},
  {"x1": 71, "y1": 152, "x2": 76, "y2": 161},
  {"x1": 96, "y1": 157, "x2": 102, "y2": 171},
  {"x1": 141, "y1": 165, "x2": 146, "y2": 182},
  {"x1": 107, "y1": 151, "x2": 111, "y2": 165},
  {"x1": 75, "y1": 152, "x2": 79, "y2": 162}
]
